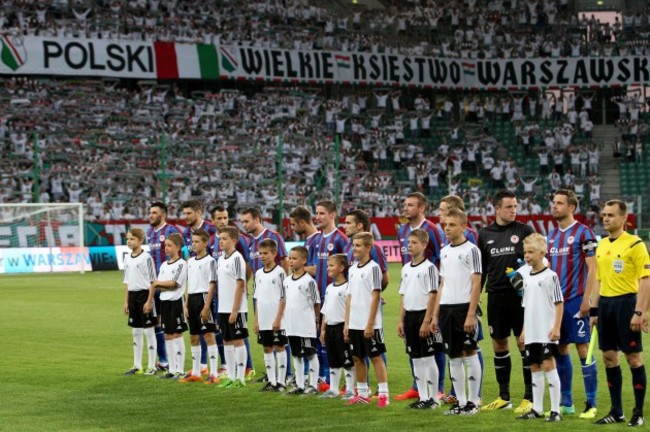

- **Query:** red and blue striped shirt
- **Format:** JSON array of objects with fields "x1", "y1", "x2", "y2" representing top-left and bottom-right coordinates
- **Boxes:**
[
  {"x1": 344, "y1": 240, "x2": 388, "y2": 273},
  {"x1": 547, "y1": 221, "x2": 597, "y2": 301},
  {"x1": 146, "y1": 223, "x2": 182, "y2": 273},
  {"x1": 397, "y1": 219, "x2": 445, "y2": 268},
  {"x1": 182, "y1": 220, "x2": 217, "y2": 257},
  {"x1": 248, "y1": 228, "x2": 288, "y2": 275},
  {"x1": 311, "y1": 228, "x2": 348, "y2": 297}
]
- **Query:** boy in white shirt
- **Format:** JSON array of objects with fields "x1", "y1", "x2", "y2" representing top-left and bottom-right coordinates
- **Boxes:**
[
  {"x1": 122, "y1": 228, "x2": 157, "y2": 375},
  {"x1": 152, "y1": 233, "x2": 188, "y2": 379},
  {"x1": 515, "y1": 234, "x2": 564, "y2": 422},
  {"x1": 253, "y1": 239, "x2": 288, "y2": 392},
  {"x1": 344, "y1": 232, "x2": 389, "y2": 407},
  {"x1": 179, "y1": 230, "x2": 218, "y2": 384},
  {"x1": 432, "y1": 209, "x2": 482, "y2": 415},
  {"x1": 215, "y1": 226, "x2": 249, "y2": 388},
  {"x1": 398, "y1": 229, "x2": 441, "y2": 409},
  {"x1": 284, "y1": 246, "x2": 321, "y2": 395},
  {"x1": 319, "y1": 254, "x2": 356, "y2": 399}
]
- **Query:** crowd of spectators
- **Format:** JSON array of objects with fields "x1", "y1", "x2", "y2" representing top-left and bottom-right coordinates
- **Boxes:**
[
  {"x1": 1, "y1": 0, "x2": 649, "y2": 225},
  {"x1": 2, "y1": 72, "x2": 646, "y2": 223},
  {"x1": 4, "y1": 0, "x2": 650, "y2": 59}
]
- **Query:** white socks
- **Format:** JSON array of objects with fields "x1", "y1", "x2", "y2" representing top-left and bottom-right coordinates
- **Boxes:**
[
  {"x1": 330, "y1": 367, "x2": 343, "y2": 393},
  {"x1": 307, "y1": 354, "x2": 320, "y2": 389},
  {"x1": 378, "y1": 382, "x2": 389, "y2": 398},
  {"x1": 143, "y1": 327, "x2": 157, "y2": 370},
  {"x1": 165, "y1": 339, "x2": 176, "y2": 374},
  {"x1": 174, "y1": 337, "x2": 185, "y2": 374},
  {"x1": 532, "y1": 371, "x2": 545, "y2": 413},
  {"x1": 428, "y1": 356, "x2": 440, "y2": 403},
  {"x1": 224, "y1": 345, "x2": 236, "y2": 380},
  {"x1": 531, "y1": 369, "x2": 561, "y2": 414},
  {"x1": 207, "y1": 344, "x2": 218, "y2": 377},
  {"x1": 413, "y1": 357, "x2": 429, "y2": 402},
  {"x1": 235, "y1": 345, "x2": 247, "y2": 382},
  {"x1": 344, "y1": 368, "x2": 356, "y2": 395},
  {"x1": 294, "y1": 357, "x2": 305, "y2": 389},
  {"x1": 465, "y1": 353, "x2": 482, "y2": 405},
  {"x1": 357, "y1": 382, "x2": 369, "y2": 398},
  {"x1": 191, "y1": 345, "x2": 201, "y2": 377},
  {"x1": 546, "y1": 369, "x2": 561, "y2": 413},
  {"x1": 277, "y1": 351, "x2": 288, "y2": 386},
  {"x1": 449, "y1": 357, "x2": 467, "y2": 406},
  {"x1": 264, "y1": 352, "x2": 277, "y2": 386},
  {"x1": 132, "y1": 328, "x2": 143, "y2": 370}
]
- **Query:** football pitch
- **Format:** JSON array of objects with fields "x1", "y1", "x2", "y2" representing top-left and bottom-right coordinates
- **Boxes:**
[{"x1": 1, "y1": 265, "x2": 645, "y2": 432}]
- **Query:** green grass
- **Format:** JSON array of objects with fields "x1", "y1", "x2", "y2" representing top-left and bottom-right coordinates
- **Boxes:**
[{"x1": 0, "y1": 265, "x2": 645, "y2": 431}]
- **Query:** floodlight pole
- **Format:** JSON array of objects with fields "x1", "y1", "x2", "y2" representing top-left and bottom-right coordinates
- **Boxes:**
[
  {"x1": 33, "y1": 132, "x2": 40, "y2": 202},
  {"x1": 277, "y1": 135, "x2": 284, "y2": 236},
  {"x1": 334, "y1": 134, "x2": 341, "y2": 210},
  {"x1": 161, "y1": 134, "x2": 168, "y2": 204}
]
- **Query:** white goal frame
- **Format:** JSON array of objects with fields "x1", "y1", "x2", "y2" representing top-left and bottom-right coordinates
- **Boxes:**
[{"x1": 0, "y1": 203, "x2": 86, "y2": 273}]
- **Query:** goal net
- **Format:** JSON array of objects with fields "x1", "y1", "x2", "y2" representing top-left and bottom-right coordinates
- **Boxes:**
[{"x1": 0, "y1": 203, "x2": 86, "y2": 273}]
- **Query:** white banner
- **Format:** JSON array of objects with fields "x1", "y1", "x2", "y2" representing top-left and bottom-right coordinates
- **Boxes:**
[
  {"x1": 218, "y1": 45, "x2": 650, "y2": 89},
  {"x1": 1, "y1": 35, "x2": 649, "y2": 89}
]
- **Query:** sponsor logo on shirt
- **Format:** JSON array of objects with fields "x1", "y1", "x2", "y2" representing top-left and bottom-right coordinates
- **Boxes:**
[
  {"x1": 490, "y1": 246, "x2": 515, "y2": 256},
  {"x1": 549, "y1": 246, "x2": 570, "y2": 255}
]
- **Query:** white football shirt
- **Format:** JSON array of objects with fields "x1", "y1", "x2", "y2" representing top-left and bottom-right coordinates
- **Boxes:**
[
  {"x1": 283, "y1": 272, "x2": 320, "y2": 338},
  {"x1": 321, "y1": 281, "x2": 348, "y2": 325},
  {"x1": 398, "y1": 259, "x2": 439, "y2": 311},
  {"x1": 158, "y1": 258, "x2": 187, "y2": 301},
  {"x1": 347, "y1": 260, "x2": 382, "y2": 330},
  {"x1": 439, "y1": 240, "x2": 482, "y2": 305},
  {"x1": 253, "y1": 265, "x2": 287, "y2": 331},
  {"x1": 187, "y1": 254, "x2": 216, "y2": 294},
  {"x1": 217, "y1": 250, "x2": 247, "y2": 313},
  {"x1": 123, "y1": 250, "x2": 156, "y2": 291},
  {"x1": 522, "y1": 267, "x2": 563, "y2": 344}
]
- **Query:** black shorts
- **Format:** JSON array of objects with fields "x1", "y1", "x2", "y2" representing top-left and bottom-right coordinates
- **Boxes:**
[
  {"x1": 404, "y1": 310, "x2": 443, "y2": 358},
  {"x1": 348, "y1": 329, "x2": 386, "y2": 359},
  {"x1": 487, "y1": 289, "x2": 524, "y2": 340},
  {"x1": 525, "y1": 343, "x2": 559, "y2": 365},
  {"x1": 288, "y1": 336, "x2": 318, "y2": 357},
  {"x1": 128, "y1": 290, "x2": 155, "y2": 328},
  {"x1": 439, "y1": 303, "x2": 478, "y2": 358},
  {"x1": 187, "y1": 293, "x2": 217, "y2": 335},
  {"x1": 257, "y1": 329, "x2": 288, "y2": 348},
  {"x1": 218, "y1": 312, "x2": 249, "y2": 341},
  {"x1": 160, "y1": 298, "x2": 187, "y2": 335},
  {"x1": 324, "y1": 323, "x2": 354, "y2": 369},
  {"x1": 598, "y1": 294, "x2": 643, "y2": 354}
]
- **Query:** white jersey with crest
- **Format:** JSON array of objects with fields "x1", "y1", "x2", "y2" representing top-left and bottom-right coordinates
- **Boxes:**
[
  {"x1": 522, "y1": 267, "x2": 563, "y2": 344},
  {"x1": 284, "y1": 272, "x2": 320, "y2": 337},
  {"x1": 398, "y1": 259, "x2": 439, "y2": 311},
  {"x1": 439, "y1": 240, "x2": 482, "y2": 305},
  {"x1": 158, "y1": 258, "x2": 187, "y2": 301},
  {"x1": 322, "y1": 280, "x2": 348, "y2": 325},
  {"x1": 217, "y1": 250, "x2": 247, "y2": 313},
  {"x1": 347, "y1": 260, "x2": 383, "y2": 330},
  {"x1": 187, "y1": 254, "x2": 217, "y2": 294},
  {"x1": 253, "y1": 265, "x2": 287, "y2": 331},
  {"x1": 123, "y1": 250, "x2": 156, "y2": 291}
]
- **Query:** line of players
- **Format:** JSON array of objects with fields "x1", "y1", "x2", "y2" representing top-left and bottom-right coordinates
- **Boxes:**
[{"x1": 121, "y1": 192, "x2": 649, "y2": 423}]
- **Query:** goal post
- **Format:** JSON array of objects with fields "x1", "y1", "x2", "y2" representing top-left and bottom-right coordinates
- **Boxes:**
[{"x1": 0, "y1": 203, "x2": 86, "y2": 273}]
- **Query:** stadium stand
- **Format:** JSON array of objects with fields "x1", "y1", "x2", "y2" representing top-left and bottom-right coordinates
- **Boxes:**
[{"x1": 0, "y1": 0, "x2": 649, "y2": 225}]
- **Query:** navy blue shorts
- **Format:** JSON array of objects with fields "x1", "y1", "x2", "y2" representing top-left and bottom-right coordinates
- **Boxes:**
[
  {"x1": 598, "y1": 294, "x2": 643, "y2": 354},
  {"x1": 559, "y1": 295, "x2": 591, "y2": 345}
]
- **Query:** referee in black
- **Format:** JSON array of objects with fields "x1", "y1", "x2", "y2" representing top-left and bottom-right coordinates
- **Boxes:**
[{"x1": 478, "y1": 190, "x2": 535, "y2": 413}]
